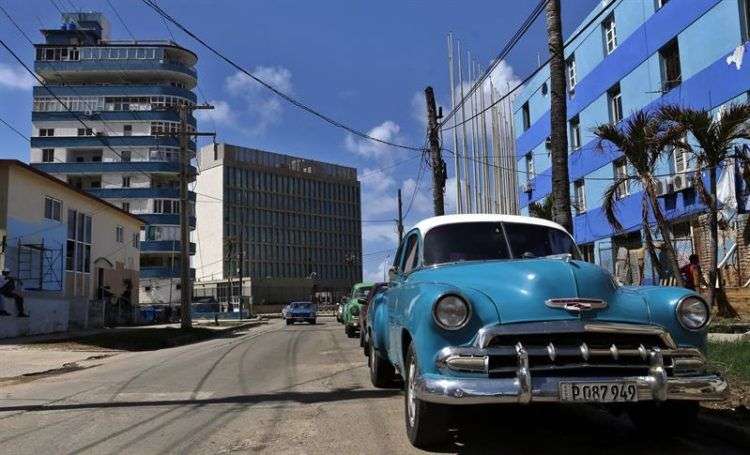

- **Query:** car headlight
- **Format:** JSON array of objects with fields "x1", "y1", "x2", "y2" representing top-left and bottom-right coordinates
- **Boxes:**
[
  {"x1": 676, "y1": 296, "x2": 710, "y2": 330},
  {"x1": 433, "y1": 295, "x2": 471, "y2": 330}
]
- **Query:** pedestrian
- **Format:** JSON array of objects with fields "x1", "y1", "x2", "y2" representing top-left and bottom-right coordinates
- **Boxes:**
[
  {"x1": 0, "y1": 270, "x2": 29, "y2": 317},
  {"x1": 680, "y1": 254, "x2": 707, "y2": 291}
]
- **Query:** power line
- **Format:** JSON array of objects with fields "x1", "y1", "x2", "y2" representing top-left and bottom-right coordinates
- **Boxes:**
[
  {"x1": 47, "y1": 0, "x2": 63, "y2": 15},
  {"x1": 0, "y1": 115, "x2": 29, "y2": 142},
  {"x1": 139, "y1": 0, "x2": 425, "y2": 153},
  {"x1": 105, "y1": 0, "x2": 137, "y2": 41}
]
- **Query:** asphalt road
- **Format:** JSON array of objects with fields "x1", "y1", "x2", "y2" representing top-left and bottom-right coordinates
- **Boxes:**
[{"x1": 0, "y1": 317, "x2": 744, "y2": 454}]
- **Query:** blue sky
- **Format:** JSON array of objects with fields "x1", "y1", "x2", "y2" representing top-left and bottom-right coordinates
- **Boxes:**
[{"x1": 0, "y1": 0, "x2": 599, "y2": 281}]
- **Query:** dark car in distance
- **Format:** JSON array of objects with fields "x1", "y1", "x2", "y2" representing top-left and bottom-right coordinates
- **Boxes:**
[
  {"x1": 359, "y1": 282, "x2": 389, "y2": 355},
  {"x1": 285, "y1": 301, "x2": 317, "y2": 325}
]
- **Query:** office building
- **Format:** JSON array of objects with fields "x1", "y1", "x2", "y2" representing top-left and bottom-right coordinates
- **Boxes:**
[
  {"x1": 195, "y1": 143, "x2": 362, "y2": 305},
  {"x1": 511, "y1": 0, "x2": 750, "y2": 284},
  {"x1": 28, "y1": 12, "x2": 198, "y2": 305}
]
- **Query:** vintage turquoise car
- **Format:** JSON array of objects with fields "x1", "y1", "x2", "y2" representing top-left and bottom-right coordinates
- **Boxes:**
[
  {"x1": 367, "y1": 214, "x2": 727, "y2": 448},
  {"x1": 342, "y1": 282, "x2": 373, "y2": 338}
]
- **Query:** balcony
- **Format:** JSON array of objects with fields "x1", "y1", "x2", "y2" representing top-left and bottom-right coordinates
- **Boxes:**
[
  {"x1": 88, "y1": 187, "x2": 196, "y2": 200},
  {"x1": 30, "y1": 135, "x2": 194, "y2": 150},
  {"x1": 138, "y1": 214, "x2": 196, "y2": 228},
  {"x1": 35, "y1": 60, "x2": 197, "y2": 89},
  {"x1": 33, "y1": 110, "x2": 194, "y2": 125},
  {"x1": 32, "y1": 161, "x2": 196, "y2": 175},
  {"x1": 140, "y1": 266, "x2": 196, "y2": 279},
  {"x1": 141, "y1": 241, "x2": 196, "y2": 255}
]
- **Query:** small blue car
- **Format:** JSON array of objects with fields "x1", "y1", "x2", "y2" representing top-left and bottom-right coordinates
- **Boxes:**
[
  {"x1": 366, "y1": 214, "x2": 727, "y2": 448},
  {"x1": 284, "y1": 301, "x2": 316, "y2": 325}
]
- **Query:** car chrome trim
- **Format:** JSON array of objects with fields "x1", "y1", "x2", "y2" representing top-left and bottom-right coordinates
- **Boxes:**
[
  {"x1": 413, "y1": 373, "x2": 728, "y2": 405},
  {"x1": 545, "y1": 298, "x2": 608, "y2": 312},
  {"x1": 475, "y1": 321, "x2": 677, "y2": 349}
]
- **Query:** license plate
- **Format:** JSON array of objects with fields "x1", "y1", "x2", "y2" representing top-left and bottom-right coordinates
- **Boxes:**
[{"x1": 559, "y1": 382, "x2": 637, "y2": 403}]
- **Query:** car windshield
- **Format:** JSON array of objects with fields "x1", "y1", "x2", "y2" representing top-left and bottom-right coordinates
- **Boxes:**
[
  {"x1": 290, "y1": 302, "x2": 312, "y2": 309},
  {"x1": 353, "y1": 287, "x2": 372, "y2": 299},
  {"x1": 423, "y1": 222, "x2": 579, "y2": 266}
]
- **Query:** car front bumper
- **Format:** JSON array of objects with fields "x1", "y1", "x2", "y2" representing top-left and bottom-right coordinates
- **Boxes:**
[
  {"x1": 414, "y1": 373, "x2": 727, "y2": 405},
  {"x1": 287, "y1": 315, "x2": 315, "y2": 321}
]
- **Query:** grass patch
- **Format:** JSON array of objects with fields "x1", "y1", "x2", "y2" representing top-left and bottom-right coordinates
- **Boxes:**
[{"x1": 707, "y1": 341, "x2": 750, "y2": 382}]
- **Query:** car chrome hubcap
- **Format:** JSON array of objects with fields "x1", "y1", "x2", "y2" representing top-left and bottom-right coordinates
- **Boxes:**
[{"x1": 407, "y1": 358, "x2": 416, "y2": 427}]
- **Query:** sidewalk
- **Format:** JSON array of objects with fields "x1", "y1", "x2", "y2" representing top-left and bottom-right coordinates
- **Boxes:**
[{"x1": 0, "y1": 318, "x2": 266, "y2": 382}]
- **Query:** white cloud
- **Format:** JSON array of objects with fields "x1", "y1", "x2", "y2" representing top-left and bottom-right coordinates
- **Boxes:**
[
  {"x1": 444, "y1": 177, "x2": 460, "y2": 214},
  {"x1": 363, "y1": 255, "x2": 393, "y2": 283},
  {"x1": 410, "y1": 91, "x2": 427, "y2": 131},
  {"x1": 401, "y1": 176, "x2": 432, "y2": 216},
  {"x1": 223, "y1": 66, "x2": 293, "y2": 135},
  {"x1": 194, "y1": 99, "x2": 233, "y2": 124},
  {"x1": 0, "y1": 63, "x2": 35, "y2": 90},
  {"x1": 344, "y1": 120, "x2": 402, "y2": 162}
]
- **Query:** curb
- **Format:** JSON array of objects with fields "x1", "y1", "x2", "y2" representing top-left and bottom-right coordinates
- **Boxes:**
[{"x1": 698, "y1": 413, "x2": 750, "y2": 448}]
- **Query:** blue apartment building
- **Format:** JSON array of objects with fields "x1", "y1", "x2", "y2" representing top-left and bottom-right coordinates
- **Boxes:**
[
  {"x1": 30, "y1": 12, "x2": 198, "y2": 305},
  {"x1": 514, "y1": 0, "x2": 750, "y2": 283}
]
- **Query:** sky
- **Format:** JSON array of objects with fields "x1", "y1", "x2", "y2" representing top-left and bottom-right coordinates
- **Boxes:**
[{"x1": 0, "y1": 0, "x2": 600, "y2": 282}]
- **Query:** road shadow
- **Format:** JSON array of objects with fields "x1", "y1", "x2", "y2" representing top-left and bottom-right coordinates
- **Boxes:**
[
  {"x1": 0, "y1": 387, "x2": 401, "y2": 413},
  {"x1": 427, "y1": 404, "x2": 740, "y2": 454}
]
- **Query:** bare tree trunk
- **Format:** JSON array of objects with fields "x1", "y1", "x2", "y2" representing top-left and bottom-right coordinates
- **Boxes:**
[
  {"x1": 644, "y1": 177, "x2": 684, "y2": 287},
  {"x1": 545, "y1": 0, "x2": 573, "y2": 234},
  {"x1": 707, "y1": 167, "x2": 738, "y2": 317},
  {"x1": 641, "y1": 197, "x2": 665, "y2": 280}
]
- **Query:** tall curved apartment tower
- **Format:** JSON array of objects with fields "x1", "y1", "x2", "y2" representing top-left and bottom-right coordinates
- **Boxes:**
[{"x1": 30, "y1": 12, "x2": 197, "y2": 307}]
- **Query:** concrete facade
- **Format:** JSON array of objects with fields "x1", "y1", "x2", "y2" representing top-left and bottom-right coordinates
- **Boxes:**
[
  {"x1": 27, "y1": 12, "x2": 199, "y2": 306},
  {"x1": 195, "y1": 143, "x2": 362, "y2": 305},
  {"x1": 0, "y1": 160, "x2": 143, "y2": 338},
  {"x1": 512, "y1": 0, "x2": 750, "y2": 284}
]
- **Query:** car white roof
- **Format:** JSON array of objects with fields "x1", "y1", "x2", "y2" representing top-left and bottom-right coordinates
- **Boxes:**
[{"x1": 411, "y1": 214, "x2": 570, "y2": 236}]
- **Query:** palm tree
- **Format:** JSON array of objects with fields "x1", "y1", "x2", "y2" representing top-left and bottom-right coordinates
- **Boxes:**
[
  {"x1": 593, "y1": 110, "x2": 685, "y2": 286},
  {"x1": 660, "y1": 103, "x2": 750, "y2": 317},
  {"x1": 545, "y1": 0, "x2": 574, "y2": 234},
  {"x1": 529, "y1": 196, "x2": 554, "y2": 221}
]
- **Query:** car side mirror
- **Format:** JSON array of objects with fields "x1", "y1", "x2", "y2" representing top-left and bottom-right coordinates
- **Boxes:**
[{"x1": 388, "y1": 266, "x2": 398, "y2": 281}]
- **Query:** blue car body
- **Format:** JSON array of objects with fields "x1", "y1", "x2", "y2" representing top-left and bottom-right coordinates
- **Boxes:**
[
  {"x1": 285, "y1": 301, "x2": 317, "y2": 324},
  {"x1": 368, "y1": 214, "x2": 725, "y2": 408}
]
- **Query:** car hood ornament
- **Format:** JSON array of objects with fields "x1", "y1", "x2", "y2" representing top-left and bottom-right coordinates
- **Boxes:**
[{"x1": 545, "y1": 298, "x2": 608, "y2": 312}]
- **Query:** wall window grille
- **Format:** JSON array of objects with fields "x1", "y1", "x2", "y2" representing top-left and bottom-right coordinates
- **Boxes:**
[
  {"x1": 525, "y1": 153, "x2": 535, "y2": 180},
  {"x1": 574, "y1": 179, "x2": 587, "y2": 214},
  {"x1": 608, "y1": 83, "x2": 623, "y2": 124},
  {"x1": 569, "y1": 116, "x2": 581, "y2": 150},
  {"x1": 42, "y1": 148, "x2": 54, "y2": 163},
  {"x1": 659, "y1": 39, "x2": 682, "y2": 92},
  {"x1": 566, "y1": 55, "x2": 577, "y2": 92},
  {"x1": 116, "y1": 226, "x2": 124, "y2": 243},
  {"x1": 44, "y1": 196, "x2": 62, "y2": 221},
  {"x1": 66, "y1": 209, "x2": 91, "y2": 273},
  {"x1": 77, "y1": 128, "x2": 93, "y2": 136},
  {"x1": 522, "y1": 102, "x2": 531, "y2": 131},
  {"x1": 614, "y1": 159, "x2": 629, "y2": 199},
  {"x1": 602, "y1": 14, "x2": 618, "y2": 55},
  {"x1": 39, "y1": 128, "x2": 54, "y2": 137}
]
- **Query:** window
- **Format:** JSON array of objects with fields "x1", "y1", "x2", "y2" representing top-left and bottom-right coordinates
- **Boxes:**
[
  {"x1": 123, "y1": 125, "x2": 132, "y2": 136},
  {"x1": 656, "y1": 0, "x2": 670, "y2": 9},
  {"x1": 77, "y1": 128, "x2": 93, "y2": 136},
  {"x1": 39, "y1": 128, "x2": 54, "y2": 137},
  {"x1": 132, "y1": 233, "x2": 139, "y2": 248},
  {"x1": 153, "y1": 199, "x2": 180, "y2": 214},
  {"x1": 602, "y1": 14, "x2": 618, "y2": 55},
  {"x1": 121, "y1": 150, "x2": 131, "y2": 162},
  {"x1": 66, "y1": 209, "x2": 91, "y2": 273},
  {"x1": 116, "y1": 226, "x2": 124, "y2": 243},
  {"x1": 566, "y1": 55, "x2": 577, "y2": 92},
  {"x1": 42, "y1": 148, "x2": 54, "y2": 163},
  {"x1": 400, "y1": 234, "x2": 419, "y2": 274},
  {"x1": 608, "y1": 83, "x2": 623, "y2": 124},
  {"x1": 122, "y1": 202, "x2": 130, "y2": 212},
  {"x1": 574, "y1": 179, "x2": 586, "y2": 214},
  {"x1": 673, "y1": 137, "x2": 691, "y2": 174},
  {"x1": 44, "y1": 196, "x2": 62, "y2": 221},
  {"x1": 569, "y1": 116, "x2": 581, "y2": 150},
  {"x1": 659, "y1": 39, "x2": 681, "y2": 92},
  {"x1": 525, "y1": 153, "x2": 535, "y2": 180},
  {"x1": 614, "y1": 159, "x2": 629, "y2": 198},
  {"x1": 522, "y1": 102, "x2": 531, "y2": 131},
  {"x1": 122, "y1": 176, "x2": 131, "y2": 188}
]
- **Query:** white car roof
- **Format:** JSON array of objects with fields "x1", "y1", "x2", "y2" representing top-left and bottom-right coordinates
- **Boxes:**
[{"x1": 411, "y1": 214, "x2": 570, "y2": 236}]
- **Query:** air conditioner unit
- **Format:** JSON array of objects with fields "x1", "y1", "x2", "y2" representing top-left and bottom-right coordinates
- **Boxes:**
[
  {"x1": 84, "y1": 109, "x2": 93, "y2": 116},
  {"x1": 672, "y1": 173, "x2": 693, "y2": 192},
  {"x1": 655, "y1": 177, "x2": 672, "y2": 196},
  {"x1": 522, "y1": 181, "x2": 534, "y2": 193}
]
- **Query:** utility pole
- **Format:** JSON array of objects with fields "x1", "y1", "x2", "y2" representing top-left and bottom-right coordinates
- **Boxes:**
[
  {"x1": 545, "y1": 0, "x2": 574, "y2": 234},
  {"x1": 397, "y1": 189, "x2": 404, "y2": 241},
  {"x1": 425, "y1": 86, "x2": 446, "y2": 216},
  {"x1": 238, "y1": 229, "x2": 244, "y2": 320},
  {"x1": 156, "y1": 103, "x2": 214, "y2": 329}
]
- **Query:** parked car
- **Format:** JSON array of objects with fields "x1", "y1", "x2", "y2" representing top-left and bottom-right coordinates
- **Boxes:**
[
  {"x1": 336, "y1": 298, "x2": 347, "y2": 323},
  {"x1": 284, "y1": 301, "x2": 317, "y2": 325},
  {"x1": 360, "y1": 282, "x2": 389, "y2": 355},
  {"x1": 281, "y1": 304, "x2": 290, "y2": 320},
  {"x1": 342, "y1": 282, "x2": 373, "y2": 337},
  {"x1": 367, "y1": 214, "x2": 726, "y2": 449}
]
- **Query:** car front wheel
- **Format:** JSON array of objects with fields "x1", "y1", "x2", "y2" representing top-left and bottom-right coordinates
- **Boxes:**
[{"x1": 404, "y1": 343, "x2": 450, "y2": 448}]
